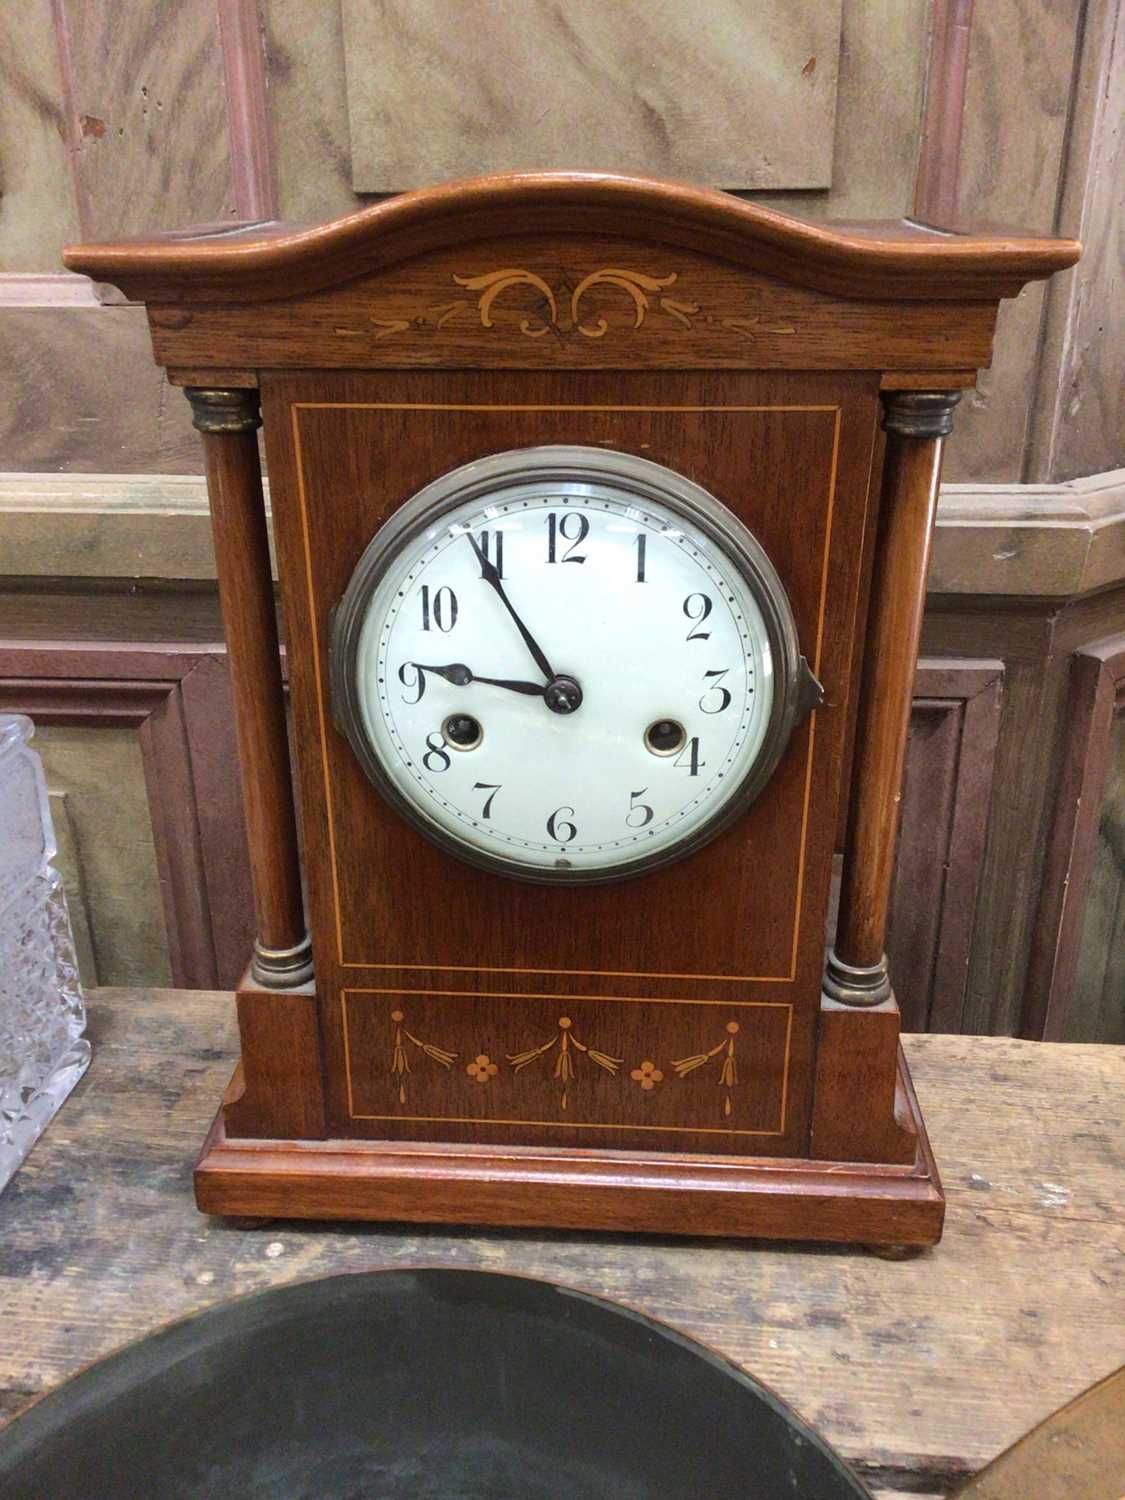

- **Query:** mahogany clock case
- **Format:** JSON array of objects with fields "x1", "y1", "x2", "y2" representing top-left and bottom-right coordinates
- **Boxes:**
[
  {"x1": 62, "y1": 171, "x2": 1079, "y2": 1244},
  {"x1": 265, "y1": 366, "x2": 871, "y2": 1159}
]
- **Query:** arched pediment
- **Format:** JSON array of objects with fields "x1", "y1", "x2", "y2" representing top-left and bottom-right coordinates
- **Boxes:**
[{"x1": 64, "y1": 170, "x2": 1079, "y2": 306}]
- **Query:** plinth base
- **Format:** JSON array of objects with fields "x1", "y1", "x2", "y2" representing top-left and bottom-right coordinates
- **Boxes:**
[{"x1": 195, "y1": 1048, "x2": 944, "y2": 1248}]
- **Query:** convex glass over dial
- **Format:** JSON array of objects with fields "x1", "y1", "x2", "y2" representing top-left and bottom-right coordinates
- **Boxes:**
[{"x1": 330, "y1": 447, "x2": 821, "y2": 883}]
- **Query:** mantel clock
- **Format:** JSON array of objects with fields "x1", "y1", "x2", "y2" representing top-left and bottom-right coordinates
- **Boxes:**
[{"x1": 66, "y1": 174, "x2": 1078, "y2": 1247}]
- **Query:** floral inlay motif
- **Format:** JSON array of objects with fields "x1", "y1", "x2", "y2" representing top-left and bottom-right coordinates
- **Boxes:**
[
  {"x1": 389, "y1": 1007, "x2": 457, "y2": 1105},
  {"x1": 466, "y1": 1054, "x2": 499, "y2": 1085},
  {"x1": 508, "y1": 1016, "x2": 622, "y2": 1111},
  {"x1": 672, "y1": 1021, "x2": 741, "y2": 1118},
  {"x1": 630, "y1": 1060, "x2": 664, "y2": 1091}
]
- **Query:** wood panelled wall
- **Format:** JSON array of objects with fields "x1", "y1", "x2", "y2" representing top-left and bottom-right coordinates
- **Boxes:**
[
  {"x1": 2, "y1": 0, "x2": 1122, "y2": 484},
  {"x1": 1, "y1": 0, "x2": 1122, "y2": 1037}
]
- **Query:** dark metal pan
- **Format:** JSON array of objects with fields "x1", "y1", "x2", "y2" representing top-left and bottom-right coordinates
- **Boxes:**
[{"x1": 0, "y1": 1268, "x2": 871, "y2": 1498}]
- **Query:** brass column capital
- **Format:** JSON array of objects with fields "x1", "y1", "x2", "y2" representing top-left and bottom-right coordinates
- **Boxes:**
[
  {"x1": 880, "y1": 390, "x2": 962, "y2": 438},
  {"x1": 185, "y1": 387, "x2": 262, "y2": 435}
]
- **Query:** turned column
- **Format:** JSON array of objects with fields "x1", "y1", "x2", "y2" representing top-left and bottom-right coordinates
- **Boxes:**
[
  {"x1": 824, "y1": 391, "x2": 961, "y2": 1006},
  {"x1": 187, "y1": 388, "x2": 313, "y2": 988}
]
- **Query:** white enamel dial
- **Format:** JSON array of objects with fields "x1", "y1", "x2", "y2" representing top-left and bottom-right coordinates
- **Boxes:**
[{"x1": 332, "y1": 449, "x2": 814, "y2": 884}]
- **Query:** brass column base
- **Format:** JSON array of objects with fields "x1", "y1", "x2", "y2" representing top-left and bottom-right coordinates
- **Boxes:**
[
  {"x1": 822, "y1": 948, "x2": 893, "y2": 1007},
  {"x1": 252, "y1": 935, "x2": 315, "y2": 989}
]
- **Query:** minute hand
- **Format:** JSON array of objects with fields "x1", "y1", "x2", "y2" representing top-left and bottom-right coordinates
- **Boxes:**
[{"x1": 466, "y1": 534, "x2": 556, "y2": 683}]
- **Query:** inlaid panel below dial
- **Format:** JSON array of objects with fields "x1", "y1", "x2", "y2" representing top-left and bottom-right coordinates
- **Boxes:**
[{"x1": 341, "y1": 989, "x2": 793, "y2": 1153}]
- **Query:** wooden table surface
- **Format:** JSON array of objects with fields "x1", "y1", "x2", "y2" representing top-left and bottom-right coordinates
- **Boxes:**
[{"x1": 1, "y1": 990, "x2": 1122, "y2": 1499}]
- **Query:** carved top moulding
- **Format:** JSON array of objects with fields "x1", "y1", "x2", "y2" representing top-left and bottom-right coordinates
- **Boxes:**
[{"x1": 62, "y1": 171, "x2": 1080, "y2": 377}]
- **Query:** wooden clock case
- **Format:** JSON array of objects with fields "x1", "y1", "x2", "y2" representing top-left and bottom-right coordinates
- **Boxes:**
[{"x1": 66, "y1": 174, "x2": 1078, "y2": 1247}]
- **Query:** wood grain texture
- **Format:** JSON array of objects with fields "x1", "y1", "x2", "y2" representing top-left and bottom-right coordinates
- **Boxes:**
[
  {"x1": 61, "y1": 171, "x2": 1080, "y2": 305},
  {"x1": 810, "y1": 1001, "x2": 918, "y2": 1164},
  {"x1": 753, "y1": 0, "x2": 931, "y2": 224},
  {"x1": 262, "y1": 0, "x2": 357, "y2": 223},
  {"x1": 52, "y1": 0, "x2": 237, "y2": 241},
  {"x1": 956, "y1": 1365, "x2": 1125, "y2": 1500},
  {"x1": 1068, "y1": 704, "x2": 1125, "y2": 1044},
  {"x1": 930, "y1": 470, "x2": 1125, "y2": 597},
  {"x1": 2, "y1": 988, "x2": 1121, "y2": 1497},
  {"x1": 216, "y1": 0, "x2": 276, "y2": 221},
  {"x1": 223, "y1": 979, "x2": 326, "y2": 1139},
  {"x1": 0, "y1": 642, "x2": 255, "y2": 990},
  {"x1": 270, "y1": 0, "x2": 928, "y2": 230},
  {"x1": 0, "y1": 0, "x2": 79, "y2": 271},
  {"x1": 197, "y1": 1048, "x2": 942, "y2": 1245},
  {"x1": 341, "y1": 0, "x2": 842, "y2": 191},
  {"x1": 140, "y1": 234, "x2": 1000, "y2": 375},
  {"x1": 890, "y1": 660, "x2": 1004, "y2": 1033},
  {"x1": 0, "y1": 582, "x2": 225, "y2": 644},
  {"x1": 835, "y1": 419, "x2": 948, "y2": 972},
  {"x1": 0, "y1": 306, "x2": 200, "y2": 473},
  {"x1": 913, "y1": 0, "x2": 974, "y2": 224},
  {"x1": 943, "y1": 0, "x2": 1084, "y2": 481},
  {"x1": 921, "y1": 585, "x2": 1125, "y2": 1035},
  {"x1": 6, "y1": 470, "x2": 1120, "y2": 598},
  {"x1": 197, "y1": 413, "x2": 306, "y2": 958},
  {"x1": 177, "y1": 654, "x2": 256, "y2": 986},
  {"x1": 1024, "y1": 633, "x2": 1125, "y2": 1040},
  {"x1": 1027, "y1": 0, "x2": 1125, "y2": 483}
]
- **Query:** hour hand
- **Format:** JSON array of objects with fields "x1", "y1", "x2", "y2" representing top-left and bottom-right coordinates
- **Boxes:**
[{"x1": 411, "y1": 662, "x2": 545, "y2": 697}]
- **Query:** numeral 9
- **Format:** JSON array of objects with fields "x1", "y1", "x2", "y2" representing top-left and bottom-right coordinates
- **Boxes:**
[{"x1": 397, "y1": 662, "x2": 425, "y2": 704}]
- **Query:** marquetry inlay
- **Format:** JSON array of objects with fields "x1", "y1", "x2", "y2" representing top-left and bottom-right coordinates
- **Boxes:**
[{"x1": 363, "y1": 266, "x2": 799, "y2": 346}]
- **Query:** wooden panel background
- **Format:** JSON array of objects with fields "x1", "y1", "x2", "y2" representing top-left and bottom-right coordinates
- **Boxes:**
[
  {"x1": 1027, "y1": 0, "x2": 1125, "y2": 482},
  {"x1": 0, "y1": 644, "x2": 254, "y2": 991},
  {"x1": 340, "y1": 0, "x2": 843, "y2": 191},
  {"x1": 921, "y1": 585, "x2": 1125, "y2": 1036},
  {"x1": 51, "y1": 0, "x2": 237, "y2": 242},
  {"x1": 3, "y1": 0, "x2": 1121, "y2": 485},
  {"x1": 941, "y1": 0, "x2": 1085, "y2": 483},
  {"x1": 888, "y1": 659, "x2": 1003, "y2": 1033},
  {"x1": 1024, "y1": 633, "x2": 1125, "y2": 1041},
  {"x1": 0, "y1": 0, "x2": 80, "y2": 271}
]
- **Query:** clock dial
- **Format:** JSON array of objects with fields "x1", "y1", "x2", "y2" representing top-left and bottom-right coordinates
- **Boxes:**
[{"x1": 332, "y1": 448, "x2": 817, "y2": 883}]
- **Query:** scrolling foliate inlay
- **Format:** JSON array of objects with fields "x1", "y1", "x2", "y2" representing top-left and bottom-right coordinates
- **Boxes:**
[{"x1": 364, "y1": 267, "x2": 797, "y2": 345}]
